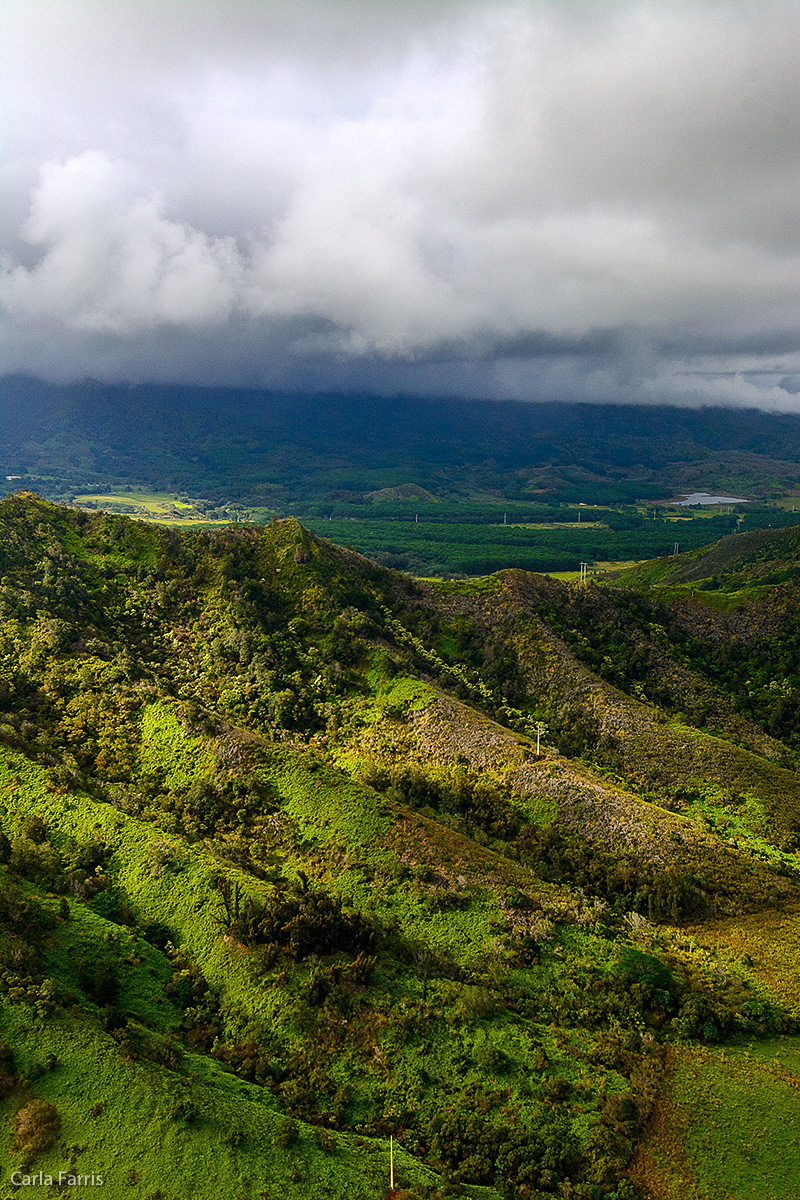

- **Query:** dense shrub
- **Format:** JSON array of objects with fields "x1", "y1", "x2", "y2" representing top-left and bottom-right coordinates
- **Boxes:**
[
  {"x1": 475, "y1": 1043, "x2": 511, "y2": 1075},
  {"x1": 0, "y1": 876, "x2": 53, "y2": 977},
  {"x1": 92, "y1": 887, "x2": 127, "y2": 923},
  {"x1": 227, "y1": 884, "x2": 375, "y2": 960},
  {"x1": 169, "y1": 1097, "x2": 199, "y2": 1124},
  {"x1": 20, "y1": 815, "x2": 48, "y2": 844},
  {"x1": 515, "y1": 823, "x2": 705, "y2": 920},
  {"x1": 274, "y1": 1116, "x2": 298, "y2": 1149},
  {"x1": 78, "y1": 955, "x2": 119, "y2": 1005},
  {"x1": 367, "y1": 763, "x2": 521, "y2": 841},
  {"x1": 0, "y1": 1042, "x2": 17, "y2": 1099},
  {"x1": 9, "y1": 838, "x2": 65, "y2": 891},
  {"x1": 69, "y1": 839, "x2": 111, "y2": 873},
  {"x1": 428, "y1": 1103, "x2": 580, "y2": 1191},
  {"x1": 212, "y1": 1039, "x2": 274, "y2": 1087},
  {"x1": 9, "y1": 1099, "x2": 61, "y2": 1168},
  {"x1": 165, "y1": 948, "x2": 223, "y2": 1050},
  {"x1": 140, "y1": 921, "x2": 175, "y2": 951}
]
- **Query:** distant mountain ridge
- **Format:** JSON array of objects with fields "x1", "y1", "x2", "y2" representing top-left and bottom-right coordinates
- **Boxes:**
[{"x1": 4, "y1": 374, "x2": 800, "y2": 506}]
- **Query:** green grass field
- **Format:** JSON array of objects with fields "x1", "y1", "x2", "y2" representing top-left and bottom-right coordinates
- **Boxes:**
[
  {"x1": 74, "y1": 491, "x2": 193, "y2": 513},
  {"x1": 71, "y1": 489, "x2": 255, "y2": 528},
  {"x1": 633, "y1": 1040, "x2": 800, "y2": 1200}
]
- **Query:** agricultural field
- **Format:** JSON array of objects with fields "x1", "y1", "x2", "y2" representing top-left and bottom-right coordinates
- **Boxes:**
[
  {"x1": 72, "y1": 491, "x2": 254, "y2": 526},
  {"x1": 65, "y1": 491, "x2": 800, "y2": 579},
  {"x1": 299, "y1": 505, "x2": 746, "y2": 577}
]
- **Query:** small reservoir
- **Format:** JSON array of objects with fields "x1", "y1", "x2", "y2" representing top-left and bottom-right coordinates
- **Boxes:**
[{"x1": 677, "y1": 492, "x2": 749, "y2": 506}]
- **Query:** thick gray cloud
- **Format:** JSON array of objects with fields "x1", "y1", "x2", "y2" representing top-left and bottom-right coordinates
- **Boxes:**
[{"x1": 1, "y1": 0, "x2": 798, "y2": 408}]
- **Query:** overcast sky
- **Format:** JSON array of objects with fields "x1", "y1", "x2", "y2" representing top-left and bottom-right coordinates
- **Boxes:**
[{"x1": 2, "y1": 0, "x2": 798, "y2": 408}]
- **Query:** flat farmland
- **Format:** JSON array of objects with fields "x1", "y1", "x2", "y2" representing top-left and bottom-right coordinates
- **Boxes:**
[{"x1": 302, "y1": 510, "x2": 741, "y2": 576}]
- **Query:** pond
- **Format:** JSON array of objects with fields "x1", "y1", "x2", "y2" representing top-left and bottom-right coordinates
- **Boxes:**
[{"x1": 676, "y1": 492, "x2": 749, "y2": 506}]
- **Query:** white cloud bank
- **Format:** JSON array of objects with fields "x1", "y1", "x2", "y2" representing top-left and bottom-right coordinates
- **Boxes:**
[{"x1": 1, "y1": 0, "x2": 798, "y2": 407}]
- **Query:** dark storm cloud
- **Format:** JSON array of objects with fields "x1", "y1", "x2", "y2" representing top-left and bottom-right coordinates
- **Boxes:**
[
  {"x1": 1, "y1": 0, "x2": 798, "y2": 409},
  {"x1": 657, "y1": 329, "x2": 800, "y2": 358}
]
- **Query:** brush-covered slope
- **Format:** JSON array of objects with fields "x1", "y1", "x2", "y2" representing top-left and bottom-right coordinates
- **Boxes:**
[
  {"x1": 616, "y1": 520, "x2": 800, "y2": 591},
  {"x1": 1, "y1": 493, "x2": 800, "y2": 1200}
]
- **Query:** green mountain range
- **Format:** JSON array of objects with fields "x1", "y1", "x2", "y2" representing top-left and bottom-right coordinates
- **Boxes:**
[
  {"x1": 5, "y1": 376, "x2": 800, "y2": 508},
  {"x1": 1, "y1": 491, "x2": 800, "y2": 1200}
]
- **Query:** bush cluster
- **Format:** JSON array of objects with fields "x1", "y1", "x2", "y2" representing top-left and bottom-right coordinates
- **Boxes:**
[
  {"x1": 515, "y1": 823, "x2": 705, "y2": 920},
  {"x1": 363, "y1": 762, "x2": 521, "y2": 842},
  {"x1": 226, "y1": 882, "x2": 376, "y2": 961},
  {"x1": 9, "y1": 1099, "x2": 61, "y2": 1169}
]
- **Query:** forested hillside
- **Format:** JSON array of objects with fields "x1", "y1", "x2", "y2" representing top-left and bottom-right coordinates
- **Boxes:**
[
  {"x1": 1, "y1": 492, "x2": 800, "y2": 1199},
  {"x1": 5, "y1": 376, "x2": 800, "y2": 507}
]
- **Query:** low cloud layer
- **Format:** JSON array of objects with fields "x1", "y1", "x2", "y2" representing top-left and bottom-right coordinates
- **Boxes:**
[{"x1": 2, "y1": 0, "x2": 798, "y2": 408}]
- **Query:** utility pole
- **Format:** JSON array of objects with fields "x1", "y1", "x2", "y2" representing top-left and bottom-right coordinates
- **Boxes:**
[
  {"x1": 579, "y1": 562, "x2": 588, "y2": 585},
  {"x1": 415, "y1": 513, "x2": 418, "y2": 523},
  {"x1": 390, "y1": 1136, "x2": 394, "y2": 1192},
  {"x1": 503, "y1": 512, "x2": 507, "y2": 525},
  {"x1": 535, "y1": 722, "x2": 543, "y2": 755}
]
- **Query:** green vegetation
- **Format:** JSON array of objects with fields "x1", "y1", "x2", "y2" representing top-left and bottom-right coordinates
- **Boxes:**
[
  {"x1": 633, "y1": 1041, "x2": 800, "y2": 1199},
  {"x1": 6, "y1": 378, "x2": 800, "y2": 509},
  {"x1": 1, "y1": 491, "x2": 800, "y2": 1198},
  {"x1": 300, "y1": 509, "x2": 741, "y2": 577},
  {"x1": 7, "y1": 376, "x2": 800, "y2": 576},
  {"x1": 72, "y1": 491, "x2": 254, "y2": 526}
]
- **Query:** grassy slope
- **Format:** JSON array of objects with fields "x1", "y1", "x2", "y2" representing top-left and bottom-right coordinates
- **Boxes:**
[
  {"x1": 382, "y1": 569, "x2": 800, "y2": 869},
  {"x1": 0, "y1": 1003, "x2": 435, "y2": 1200},
  {"x1": 631, "y1": 1040, "x2": 800, "y2": 1200},
  {"x1": 615, "y1": 523, "x2": 800, "y2": 591},
  {"x1": 2, "y1": 495, "x2": 800, "y2": 1198},
  {"x1": 0, "y1": 741, "x2": 494, "y2": 1200}
]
